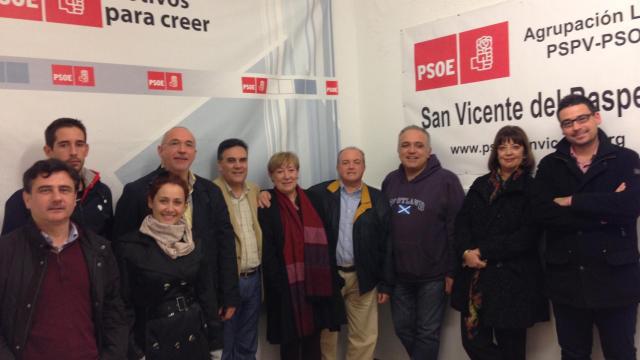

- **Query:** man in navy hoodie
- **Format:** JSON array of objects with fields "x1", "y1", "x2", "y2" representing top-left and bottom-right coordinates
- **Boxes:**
[{"x1": 382, "y1": 125, "x2": 464, "y2": 360}]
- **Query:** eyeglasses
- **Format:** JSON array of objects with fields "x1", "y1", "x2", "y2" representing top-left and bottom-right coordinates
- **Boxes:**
[{"x1": 560, "y1": 113, "x2": 593, "y2": 129}]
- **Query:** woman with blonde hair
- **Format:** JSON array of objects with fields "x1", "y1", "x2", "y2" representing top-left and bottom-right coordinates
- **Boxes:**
[{"x1": 259, "y1": 152, "x2": 340, "y2": 360}]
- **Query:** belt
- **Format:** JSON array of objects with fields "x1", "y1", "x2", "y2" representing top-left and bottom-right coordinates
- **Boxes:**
[
  {"x1": 239, "y1": 265, "x2": 260, "y2": 277},
  {"x1": 150, "y1": 296, "x2": 195, "y2": 319},
  {"x1": 337, "y1": 265, "x2": 356, "y2": 273}
]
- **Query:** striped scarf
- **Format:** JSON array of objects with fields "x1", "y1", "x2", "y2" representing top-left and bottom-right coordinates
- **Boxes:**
[{"x1": 275, "y1": 186, "x2": 332, "y2": 337}]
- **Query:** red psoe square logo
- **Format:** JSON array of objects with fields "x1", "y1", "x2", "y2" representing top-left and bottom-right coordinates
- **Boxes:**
[
  {"x1": 414, "y1": 34, "x2": 458, "y2": 91},
  {"x1": 255, "y1": 77, "x2": 268, "y2": 94},
  {"x1": 73, "y1": 66, "x2": 94, "y2": 86},
  {"x1": 148, "y1": 71, "x2": 166, "y2": 90},
  {"x1": 241, "y1": 77, "x2": 256, "y2": 93},
  {"x1": 51, "y1": 64, "x2": 74, "y2": 85},
  {"x1": 165, "y1": 72, "x2": 183, "y2": 91},
  {"x1": 326, "y1": 80, "x2": 338, "y2": 95},
  {"x1": 44, "y1": 0, "x2": 102, "y2": 27},
  {"x1": 0, "y1": 0, "x2": 42, "y2": 21},
  {"x1": 459, "y1": 22, "x2": 509, "y2": 85}
]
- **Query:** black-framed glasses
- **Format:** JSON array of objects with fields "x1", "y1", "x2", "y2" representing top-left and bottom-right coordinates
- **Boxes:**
[{"x1": 560, "y1": 113, "x2": 593, "y2": 129}]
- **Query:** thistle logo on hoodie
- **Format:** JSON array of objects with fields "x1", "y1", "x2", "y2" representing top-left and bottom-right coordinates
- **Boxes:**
[{"x1": 389, "y1": 197, "x2": 425, "y2": 215}]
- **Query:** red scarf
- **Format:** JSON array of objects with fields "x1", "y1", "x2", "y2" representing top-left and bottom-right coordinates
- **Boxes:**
[{"x1": 275, "y1": 186, "x2": 332, "y2": 337}]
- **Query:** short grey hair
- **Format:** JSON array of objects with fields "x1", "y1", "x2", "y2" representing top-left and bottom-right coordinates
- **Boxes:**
[
  {"x1": 337, "y1": 146, "x2": 365, "y2": 165},
  {"x1": 398, "y1": 125, "x2": 430, "y2": 149}
]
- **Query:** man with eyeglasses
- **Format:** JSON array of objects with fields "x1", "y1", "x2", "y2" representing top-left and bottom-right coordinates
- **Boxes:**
[
  {"x1": 113, "y1": 127, "x2": 239, "y2": 356},
  {"x1": 532, "y1": 94, "x2": 640, "y2": 359}
]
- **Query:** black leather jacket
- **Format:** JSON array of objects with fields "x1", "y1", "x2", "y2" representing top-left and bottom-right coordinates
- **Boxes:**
[{"x1": 0, "y1": 221, "x2": 128, "y2": 360}]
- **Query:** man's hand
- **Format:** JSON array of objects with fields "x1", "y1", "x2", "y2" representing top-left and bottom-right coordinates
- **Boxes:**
[
  {"x1": 444, "y1": 276, "x2": 454, "y2": 295},
  {"x1": 615, "y1": 182, "x2": 626, "y2": 192},
  {"x1": 258, "y1": 191, "x2": 272, "y2": 208},
  {"x1": 377, "y1": 292, "x2": 389, "y2": 304},
  {"x1": 218, "y1": 306, "x2": 236, "y2": 321},
  {"x1": 462, "y1": 248, "x2": 486, "y2": 269},
  {"x1": 553, "y1": 196, "x2": 572, "y2": 207}
]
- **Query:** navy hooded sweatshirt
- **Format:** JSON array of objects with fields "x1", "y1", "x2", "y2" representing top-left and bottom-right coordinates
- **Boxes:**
[{"x1": 382, "y1": 155, "x2": 464, "y2": 282}]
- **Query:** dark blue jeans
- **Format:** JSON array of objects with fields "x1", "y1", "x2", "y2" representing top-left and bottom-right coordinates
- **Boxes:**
[
  {"x1": 391, "y1": 280, "x2": 446, "y2": 360},
  {"x1": 553, "y1": 302, "x2": 638, "y2": 360},
  {"x1": 221, "y1": 270, "x2": 261, "y2": 360}
]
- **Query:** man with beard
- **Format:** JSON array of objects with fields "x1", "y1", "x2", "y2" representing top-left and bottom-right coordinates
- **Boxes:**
[{"x1": 2, "y1": 118, "x2": 113, "y2": 237}]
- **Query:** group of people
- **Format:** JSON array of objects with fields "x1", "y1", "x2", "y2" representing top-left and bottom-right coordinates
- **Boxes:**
[{"x1": 0, "y1": 93, "x2": 638, "y2": 360}]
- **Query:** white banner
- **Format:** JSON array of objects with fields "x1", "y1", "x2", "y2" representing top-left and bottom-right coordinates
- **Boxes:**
[
  {"x1": 402, "y1": 0, "x2": 640, "y2": 187},
  {"x1": 0, "y1": 0, "x2": 340, "y2": 225}
]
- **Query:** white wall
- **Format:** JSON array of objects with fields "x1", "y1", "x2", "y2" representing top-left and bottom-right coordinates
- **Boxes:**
[{"x1": 330, "y1": 0, "x2": 626, "y2": 359}]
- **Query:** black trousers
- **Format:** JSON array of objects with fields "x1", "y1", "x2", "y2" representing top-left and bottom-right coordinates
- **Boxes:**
[
  {"x1": 460, "y1": 316, "x2": 527, "y2": 360},
  {"x1": 553, "y1": 302, "x2": 637, "y2": 360},
  {"x1": 280, "y1": 331, "x2": 321, "y2": 360}
]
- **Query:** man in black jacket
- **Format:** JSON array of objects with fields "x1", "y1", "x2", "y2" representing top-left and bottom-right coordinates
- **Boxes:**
[
  {"x1": 113, "y1": 127, "x2": 239, "y2": 352},
  {"x1": 308, "y1": 147, "x2": 393, "y2": 360},
  {"x1": 2, "y1": 118, "x2": 113, "y2": 237},
  {"x1": 533, "y1": 94, "x2": 640, "y2": 359},
  {"x1": 0, "y1": 159, "x2": 127, "y2": 360}
]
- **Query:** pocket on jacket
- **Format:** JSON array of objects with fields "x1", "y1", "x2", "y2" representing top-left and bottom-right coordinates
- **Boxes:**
[
  {"x1": 544, "y1": 251, "x2": 569, "y2": 265},
  {"x1": 605, "y1": 250, "x2": 640, "y2": 266}
]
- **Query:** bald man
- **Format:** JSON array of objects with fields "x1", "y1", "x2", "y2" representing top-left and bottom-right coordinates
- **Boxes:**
[{"x1": 113, "y1": 127, "x2": 239, "y2": 352}]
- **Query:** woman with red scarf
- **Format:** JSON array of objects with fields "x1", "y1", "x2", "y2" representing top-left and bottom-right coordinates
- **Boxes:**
[
  {"x1": 451, "y1": 126, "x2": 548, "y2": 360},
  {"x1": 259, "y1": 152, "x2": 338, "y2": 360}
]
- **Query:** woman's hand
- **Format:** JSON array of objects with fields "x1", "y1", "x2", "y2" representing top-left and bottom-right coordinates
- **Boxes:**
[
  {"x1": 463, "y1": 248, "x2": 487, "y2": 269},
  {"x1": 210, "y1": 349, "x2": 222, "y2": 360}
]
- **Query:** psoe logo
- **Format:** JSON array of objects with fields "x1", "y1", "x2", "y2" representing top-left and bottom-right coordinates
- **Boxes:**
[
  {"x1": 148, "y1": 71, "x2": 183, "y2": 91},
  {"x1": 413, "y1": 21, "x2": 509, "y2": 91},
  {"x1": 45, "y1": 0, "x2": 102, "y2": 27},
  {"x1": 256, "y1": 77, "x2": 268, "y2": 94},
  {"x1": 459, "y1": 22, "x2": 509, "y2": 85},
  {"x1": 326, "y1": 80, "x2": 338, "y2": 95},
  {"x1": 51, "y1": 64, "x2": 95, "y2": 86},
  {"x1": 165, "y1": 72, "x2": 183, "y2": 91},
  {"x1": 470, "y1": 36, "x2": 493, "y2": 71},
  {"x1": 414, "y1": 34, "x2": 458, "y2": 91},
  {"x1": 0, "y1": 0, "x2": 42, "y2": 22},
  {"x1": 241, "y1": 77, "x2": 268, "y2": 95},
  {"x1": 241, "y1": 77, "x2": 257, "y2": 93},
  {"x1": 0, "y1": 0, "x2": 102, "y2": 27}
]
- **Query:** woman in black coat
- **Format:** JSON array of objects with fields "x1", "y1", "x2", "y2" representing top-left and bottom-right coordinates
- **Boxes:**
[
  {"x1": 258, "y1": 152, "x2": 342, "y2": 360},
  {"x1": 115, "y1": 173, "x2": 220, "y2": 360},
  {"x1": 451, "y1": 126, "x2": 548, "y2": 360}
]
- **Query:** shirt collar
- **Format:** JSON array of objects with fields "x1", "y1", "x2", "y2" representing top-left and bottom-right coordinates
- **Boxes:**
[
  {"x1": 187, "y1": 171, "x2": 196, "y2": 191},
  {"x1": 222, "y1": 178, "x2": 250, "y2": 198},
  {"x1": 159, "y1": 166, "x2": 196, "y2": 191},
  {"x1": 340, "y1": 183, "x2": 362, "y2": 196},
  {"x1": 570, "y1": 144, "x2": 598, "y2": 172},
  {"x1": 41, "y1": 223, "x2": 79, "y2": 252}
]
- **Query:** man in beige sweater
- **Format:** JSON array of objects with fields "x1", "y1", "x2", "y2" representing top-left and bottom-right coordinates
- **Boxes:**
[{"x1": 213, "y1": 138, "x2": 263, "y2": 360}]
